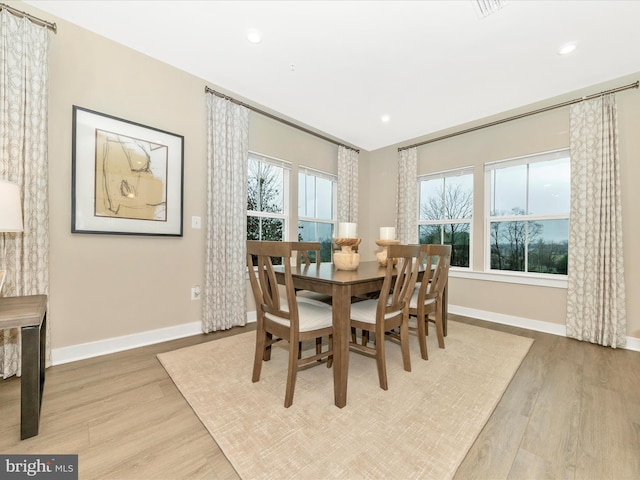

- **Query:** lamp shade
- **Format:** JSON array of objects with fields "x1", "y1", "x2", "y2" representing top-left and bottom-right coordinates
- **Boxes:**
[{"x1": 0, "y1": 180, "x2": 24, "y2": 232}]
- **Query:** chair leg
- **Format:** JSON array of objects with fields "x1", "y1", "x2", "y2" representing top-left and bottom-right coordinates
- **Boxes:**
[
  {"x1": 400, "y1": 317, "x2": 411, "y2": 372},
  {"x1": 284, "y1": 340, "x2": 299, "y2": 408},
  {"x1": 375, "y1": 329, "x2": 388, "y2": 390},
  {"x1": 434, "y1": 307, "x2": 445, "y2": 349},
  {"x1": 416, "y1": 314, "x2": 428, "y2": 360},
  {"x1": 327, "y1": 335, "x2": 333, "y2": 368},
  {"x1": 252, "y1": 330, "x2": 266, "y2": 383},
  {"x1": 263, "y1": 332, "x2": 273, "y2": 361}
]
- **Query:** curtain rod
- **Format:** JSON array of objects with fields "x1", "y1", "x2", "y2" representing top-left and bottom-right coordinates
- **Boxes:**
[
  {"x1": 205, "y1": 86, "x2": 359, "y2": 153},
  {"x1": 0, "y1": 2, "x2": 57, "y2": 32},
  {"x1": 398, "y1": 80, "x2": 639, "y2": 152}
]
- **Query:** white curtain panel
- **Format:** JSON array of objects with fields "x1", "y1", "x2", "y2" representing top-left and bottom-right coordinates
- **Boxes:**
[
  {"x1": 566, "y1": 94, "x2": 627, "y2": 348},
  {"x1": 397, "y1": 147, "x2": 418, "y2": 244},
  {"x1": 0, "y1": 10, "x2": 50, "y2": 377},
  {"x1": 203, "y1": 94, "x2": 249, "y2": 332},
  {"x1": 337, "y1": 146, "x2": 358, "y2": 223}
]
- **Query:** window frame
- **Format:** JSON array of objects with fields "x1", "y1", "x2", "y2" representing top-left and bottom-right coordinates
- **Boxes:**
[
  {"x1": 483, "y1": 148, "x2": 570, "y2": 278},
  {"x1": 246, "y1": 151, "x2": 291, "y2": 241},
  {"x1": 297, "y1": 166, "x2": 337, "y2": 262},
  {"x1": 417, "y1": 166, "x2": 474, "y2": 269},
  {"x1": 297, "y1": 166, "x2": 337, "y2": 232}
]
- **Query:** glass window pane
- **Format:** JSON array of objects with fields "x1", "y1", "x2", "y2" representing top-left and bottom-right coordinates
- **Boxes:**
[
  {"x1": 444, "y1": 174, "x2": 473, "y2": 220},
  {"x1": 316, "y1": 177, "x2": 333, "y2": 220},
  {"x1": 297, "y1": 220, "x2": 334, "y2": 263},
  {"x1": 490, "y1": 221, "x2": 526, "y2": 272},
  {"x1": 419, "y1": 224, "x2": 441, "y2": 244},
  {"x1": 491, "y1": 165, "x2": 526, "y2": 216},
  {"x1": 527, "y1": 219, "x2": 568, "y2": 274},
  {"x1": 419, "y1": 178, "x2": 443, "y2": 221},
  {"x1": 443, "y1": 223, "x2": 470, "y2": 267},
  {"x1": 298, "y1": 172, "x2": 307, "y2": 217},
  {"x1": 528, "y1": 158, "x2": 570, "y2": 215},
  {"x1": 298, "y1": 172, "x2": 315, "y2": 218},
  {"x1": 247, "y1": 216, "x2": 283, "y2": 242},
  {"x1": 248, "y1": 160, "x2": 284, "y2": 214},
  {"x1": 298, "y1": 220, "x2": 316, "y2": 242}
]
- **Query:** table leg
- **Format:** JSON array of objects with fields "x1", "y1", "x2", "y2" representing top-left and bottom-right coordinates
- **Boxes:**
[
  {"x1": 332, "y1": 283, "x2": 351, "y2": 408},
  {"x1": 20, "y1": 321, "x2": 44, "y2": 440}
]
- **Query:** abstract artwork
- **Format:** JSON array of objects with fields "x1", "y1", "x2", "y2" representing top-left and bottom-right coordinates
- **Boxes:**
[{"x1": 72, "y1": 106, "x2": 184, "y2": 236}]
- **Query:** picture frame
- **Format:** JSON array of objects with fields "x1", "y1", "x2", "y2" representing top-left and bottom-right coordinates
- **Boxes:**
[{"x1": 71, "y1": 106, "x2": 184, "y2": 236}]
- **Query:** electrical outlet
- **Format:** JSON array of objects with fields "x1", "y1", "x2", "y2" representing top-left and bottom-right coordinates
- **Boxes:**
[{"x1": 191, "y1": 285, "x2": 201, "y2": 300}]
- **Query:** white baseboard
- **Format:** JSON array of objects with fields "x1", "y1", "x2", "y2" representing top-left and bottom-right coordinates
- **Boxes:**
[
  {"x1": 51, "y1": 306, "x2": 639, "y2": 365},
  {"x1": 52, "y1": 321, "x2": 203, "y2": 365},
  {"x1": 449, "y1": 305, "x2": 640, "y2": 352}
]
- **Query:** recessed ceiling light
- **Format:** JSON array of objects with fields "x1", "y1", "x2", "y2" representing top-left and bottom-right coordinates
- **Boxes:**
[
  {"x1": 558, "y1": 43, "x2": 577, "y2": 55},
  {"x1": 247, "y1": 29, "x2": 261, "y2": 44},
  {"x1": 381, "y1": 115, "x2": 390, "y2": 123}
]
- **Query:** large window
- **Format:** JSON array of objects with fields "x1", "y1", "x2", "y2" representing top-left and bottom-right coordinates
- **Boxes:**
[
  {"x1": 247, "y1": 154, "x2": 290, "y2": 242},
  {"x1": 298, "y1": 167, "x2": 336, "y2": 262},
  {"x1": 485, "y1": 149, "x2": 570, "y2": 275},
  {"x1": 418, "y1": 167, "x2": 473, "y2": 268}
]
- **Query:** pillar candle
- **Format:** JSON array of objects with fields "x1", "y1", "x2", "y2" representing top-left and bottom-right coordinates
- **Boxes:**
[
  {"x1": 338, "y1": 222, "x2": 357, "y2": 238},
  {"x1": 379, "y1": 227, "x2": 396, "y2": 240}
]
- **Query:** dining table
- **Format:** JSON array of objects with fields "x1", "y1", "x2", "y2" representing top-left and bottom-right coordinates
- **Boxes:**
[{"x1": 274, "y1": 260, "x2": 445, "y2": 408}]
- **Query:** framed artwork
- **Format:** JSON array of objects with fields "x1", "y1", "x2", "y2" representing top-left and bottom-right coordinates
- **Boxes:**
[{"x1": 71, "y1": 106, "x2": 184, "y2": 236}]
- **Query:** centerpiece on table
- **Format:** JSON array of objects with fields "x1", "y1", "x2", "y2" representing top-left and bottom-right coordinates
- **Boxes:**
[
  {"x1": 333, "y1": 222, "x2": 361, "y2": 270},
  {"x1": 376, "y1": 226, "x2": 399, "y2": 266}
]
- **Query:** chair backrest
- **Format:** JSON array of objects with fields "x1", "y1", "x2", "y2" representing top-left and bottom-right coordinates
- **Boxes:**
[
  {"x1": 291, "y1": 241, "x2": 322, "y2": 266},
  {"x1": 379, "y1": 244, "x2": 422, "y2": 319},
  {"x1": 418, "y1": 244, "x2": 452, "y2": 302},
  {"x1": 247, "y1": 240, "x2": 299, "y2": 330}
]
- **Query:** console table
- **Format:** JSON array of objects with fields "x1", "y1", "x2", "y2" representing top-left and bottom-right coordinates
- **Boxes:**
[{"x1": 0, "y1": 294, "x2": 48, "y2": 439}]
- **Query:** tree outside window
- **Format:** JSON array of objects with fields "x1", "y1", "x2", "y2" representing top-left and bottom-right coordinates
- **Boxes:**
[
  {"x1": 247, "y1": 157, "x2": 289, "y2": 263},
  {"x1": 487, "y1": 150, "x2": 570, "y2": 275},
  {"x1": 418, "y1": 169, "x2": 473, "y2": 267}
]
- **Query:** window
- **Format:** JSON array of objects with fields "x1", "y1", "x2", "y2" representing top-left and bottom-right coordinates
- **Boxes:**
[
  {"x1": 485, "y1": 149, "x2": 570, "y2": 275},
  {"x1": 298, "y1": 167, "x2": 336, "y2": 262},
  {"x1": 247, "y1": 154, "x2": 290, "y2": 242},
  {"x1": 418, "y1": 167, "x2": 473, "y2": 268}
]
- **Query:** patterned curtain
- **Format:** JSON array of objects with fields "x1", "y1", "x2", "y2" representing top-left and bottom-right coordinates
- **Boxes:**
[
  {"x1": 337, "y1": 146, "x2": 358, "y2": 223},
  {"x1": 0, "y1": 10, "x2": 50, "y2": 377},
  {"x1": 203, "y1": 94, "x2": 249, "y2": 332},
  {"x1": 397, "y1": 147, "x2": 418, "y2": 244},
  {"x1": 566, "y1": 94, "x2": 626, "y2": 347}
]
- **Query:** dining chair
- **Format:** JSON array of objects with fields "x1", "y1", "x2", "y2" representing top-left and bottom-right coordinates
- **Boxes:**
[
  {"x1": 247, "y1": 240, "x2": 334, "y2": 407},
  {"x1": 292, "y1": 241, "x2": 333, "y2": 305},
  {"x1": 408, "y1": 244, "x2": 452, "y2": 360},
  {"x1": 349, "y1": 244, "x2": 422, "y2": 390}
]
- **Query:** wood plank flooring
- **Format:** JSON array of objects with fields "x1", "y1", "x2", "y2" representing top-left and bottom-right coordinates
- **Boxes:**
[{"x1": 1, "y1": 315, "x2": 638, "y2": 479}]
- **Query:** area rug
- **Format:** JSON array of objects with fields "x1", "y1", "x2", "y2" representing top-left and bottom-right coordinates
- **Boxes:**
[{"x1": 157, "y1": 321, "x2": 533, "y2": 480}]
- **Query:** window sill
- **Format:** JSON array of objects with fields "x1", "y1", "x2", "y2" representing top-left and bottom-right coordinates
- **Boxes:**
[{"x1": 449, "y1": 269, "x2": 567, "y2": 289}]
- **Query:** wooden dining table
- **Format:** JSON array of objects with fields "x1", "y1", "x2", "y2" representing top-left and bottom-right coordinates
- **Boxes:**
[{"x1": 274, "y1": 260, "x2": 405, "y2": 408}]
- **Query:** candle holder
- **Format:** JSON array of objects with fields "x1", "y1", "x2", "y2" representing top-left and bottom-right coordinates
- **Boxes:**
[
  {"x1": 375, "y1": 239, "x2": 400, "y2": 266},
  {"x1": 333, "y1": 237, "x2": 361, "y2": 270}
]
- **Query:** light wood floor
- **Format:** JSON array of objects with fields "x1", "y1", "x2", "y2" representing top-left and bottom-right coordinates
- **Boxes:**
[{"x1": 1, "y1": 315, "x2": 639, "y2": 479}]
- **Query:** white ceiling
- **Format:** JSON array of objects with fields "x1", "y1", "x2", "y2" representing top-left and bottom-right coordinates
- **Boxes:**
[{"x1": 23, "y1": 0, "x2": 640, "y2": 151}]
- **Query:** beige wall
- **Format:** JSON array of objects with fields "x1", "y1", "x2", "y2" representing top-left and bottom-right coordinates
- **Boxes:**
[
  {"x1": 18, "y1": 2, "x2": 640, "y2": 352},
  {"x1": 367, "y1": 73, "x2": 640, "y2": 339},
  {"x1": 30, "y1": 4, "x2": 358, "y2": 350}
]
